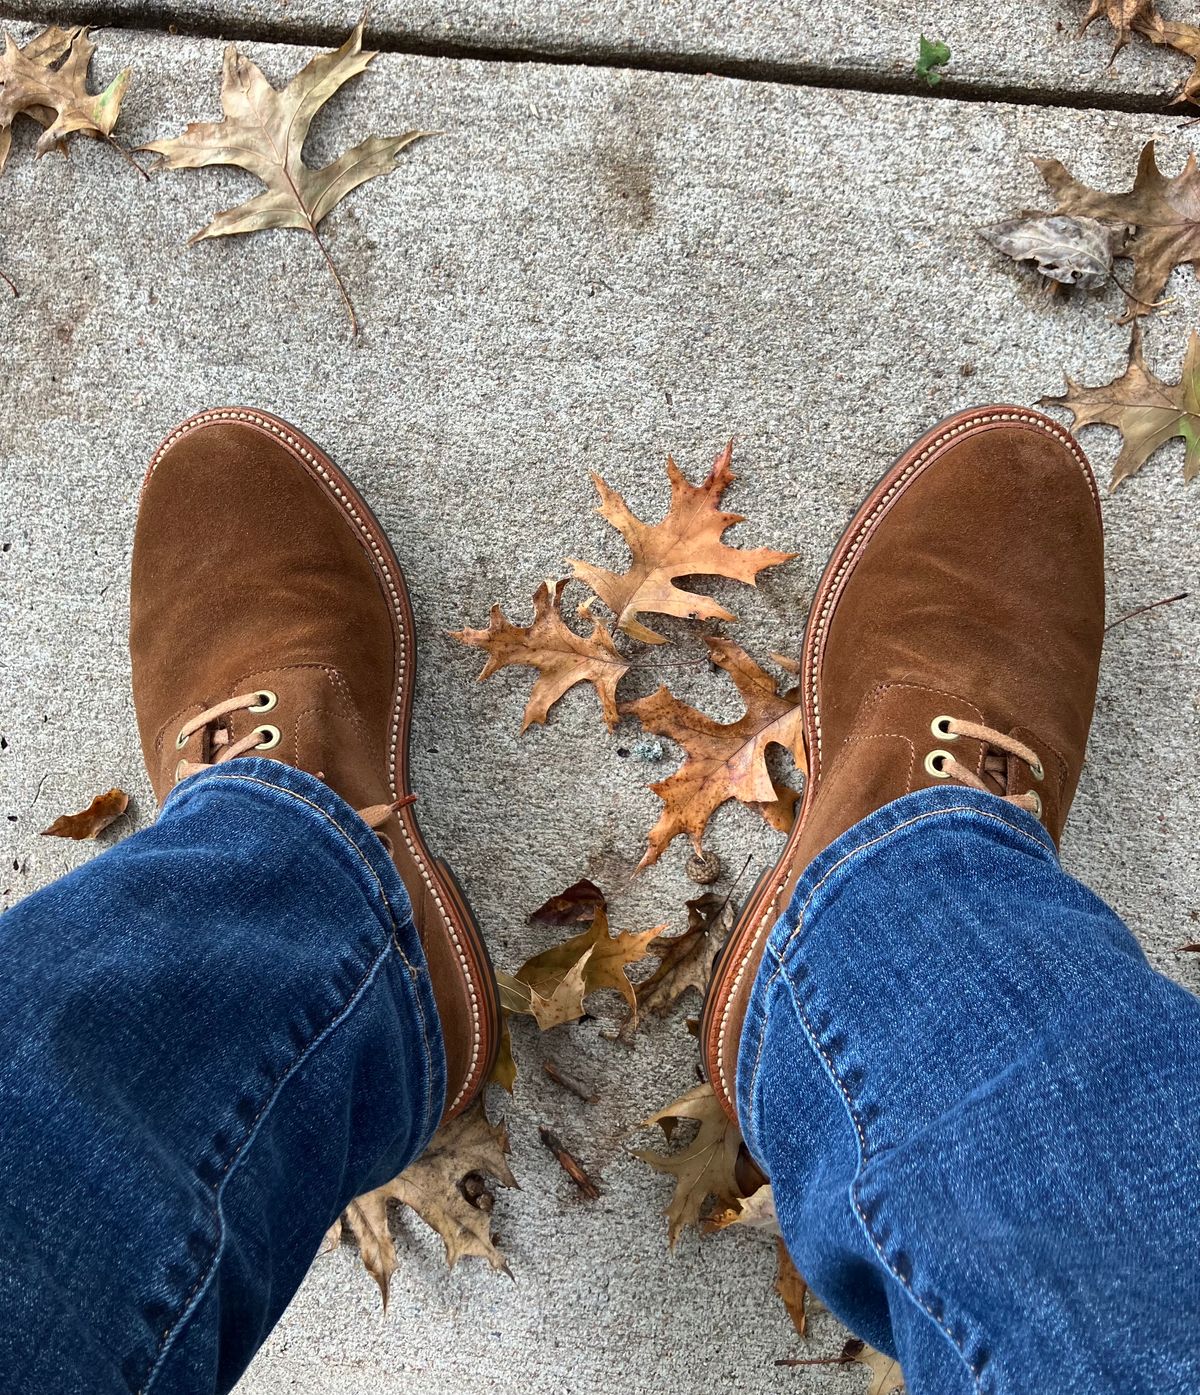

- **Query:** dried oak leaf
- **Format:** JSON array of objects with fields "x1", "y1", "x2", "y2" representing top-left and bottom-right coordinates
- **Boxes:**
[
  {"x1": 335, "y1": 1103, "x2": 517, "y2": 1303},
  {"x1": 568, "y1": 443, "x2": 795, "y2": 645},
  {"x1": 141, "y1": 21, "x2": 428, "y2": 334},
  {"x1": 0, "y1": 24, "x2": 130, "y2": 175},
  {"x1": 1081, "y1": 0, "x2": 1200, "y2": 101},
  {"x1": 488, "y1": 1016, "x2": 517, "y2": 1092},
  {"x1": 505, "y1": 905, "x2": 666, "y2": 1028},
  {"x1": 453, "y1": 580, "x2": 629, "y2": 733},
  {"x1": 1042, "y1": 325, "x2": 1200, "y2": 487},
  {"x1": 637, "y1": 891, "x2": 734, "y2": 1016},
  {"x1": 497, "y1": 948, "x2": 593, "y2": 1031},
  {"x1": 635, "y1": 1082, "x2": 744, "y2": 1246},
  {"x1": 624, "y1": 636, "x2": 806, "y2": 869},
  {"x1": 979, "y1": 213, "x2": 1127, "y2": 290},
  {"x1": 775, "y1": 1239, "x2": 809, "y2": 1338},
  {"x1": 1033, "y1": 142, "x2": 1200, "y2": 323},
  {"x1": 41, "y1": 787, "x2": 129, "y2": 839}
]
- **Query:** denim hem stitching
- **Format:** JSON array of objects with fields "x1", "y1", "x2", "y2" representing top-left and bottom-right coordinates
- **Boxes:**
[
  {"x1": 138, "y1": 775, "x2": 441, "y2": 1395},
  {"x1": 745, "y1": 802, "x2": 1052, "y2": 1393}
]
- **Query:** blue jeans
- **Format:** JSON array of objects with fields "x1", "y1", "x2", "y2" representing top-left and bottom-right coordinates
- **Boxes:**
[
  {"x1": 2, "y1": 767, "x2": 1196, "y2": 1393},
  {"x1": 739, "y1": 786, "x2": 1200, "y2": 1395}
]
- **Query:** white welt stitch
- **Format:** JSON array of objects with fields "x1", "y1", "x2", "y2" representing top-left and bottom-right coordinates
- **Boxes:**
[{"x1": 149, "y1": 411, "x2": 483, "y2": 1111}]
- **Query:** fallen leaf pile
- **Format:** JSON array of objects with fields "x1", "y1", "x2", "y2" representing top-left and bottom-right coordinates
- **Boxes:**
[
  {"x1": 1043, "y1": 325, "x2": 1200, "y2": 487},
  {"x1": 456, "y1": 444, "x2": 802, "y2": 864},
  {"x1": 1, "y1": 20, "x2": 430, "y2": 332}
]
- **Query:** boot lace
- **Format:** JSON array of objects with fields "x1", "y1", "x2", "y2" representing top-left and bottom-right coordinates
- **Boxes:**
[
  {"x1": 172, "y1": 689, "x2": 413, "y2": 832},
  {"x1": 925, "y1": 716, "x2": 1044, "y2": 820}
]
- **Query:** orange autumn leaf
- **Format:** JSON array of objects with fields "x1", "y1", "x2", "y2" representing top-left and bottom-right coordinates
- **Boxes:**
[
  {"x1": 453, "y1": 578, "x2": 629, "y2": 731},
  {"x1": 568, "y1": 443, "x2": 795, "y2": 646},
  {"x1": 41, "y1": 788, "x2": 129, "y2": 840},
  {"x1": 623, "y1": 637, "x2": 806, "y2": 868}
]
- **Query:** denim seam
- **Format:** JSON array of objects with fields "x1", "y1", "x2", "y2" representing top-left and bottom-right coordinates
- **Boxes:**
[
  {"x1": 169, "y1": 773, "x2": 439, "y2": 1130},
  {"x1": 745, "y1": 802, "x2": 1053, "y2": 1392},
  {"x1": 138, "y1": 775, "x2": 441, "y2": 1395}
]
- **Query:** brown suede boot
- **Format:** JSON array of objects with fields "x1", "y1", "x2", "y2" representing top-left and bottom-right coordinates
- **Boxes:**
[
  {"x1": 702, "y1": 406, "x2": 1105, "y2": 1123},
  {"x1": 130, "y1": 408, "x2": 500, "y2": 1122}
]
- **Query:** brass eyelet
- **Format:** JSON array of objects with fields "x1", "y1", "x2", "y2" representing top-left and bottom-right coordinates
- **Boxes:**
[
  {"x1": 175, "y1": 729, "x2": 189, "y2": 750},
  {"x1": 1030, "y1": 759, "x2": 1045, "y2": 782},
  {"x1": 248, "y1": 690, "x2": 278, "y2": 713},
  {"x1": 1029, "y1": 789, "x2": 1044, "y2": 819},
  {"x1": 174, "y1": 758, "x2": 188, "y2": 782},
  {"x1": 930, "y1": 715, "x2": 958, "y2": 741},
  {"x1": 924, "y1": 749, "x2": 953, "y2": 778},
  {"x1": 254, "y1": 724, "x2": 282, "y2": 751}
]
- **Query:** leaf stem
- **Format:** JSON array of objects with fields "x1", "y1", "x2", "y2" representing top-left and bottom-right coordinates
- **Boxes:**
[
  {"x1": 1104, "y1": 591, "x2": 1188, "y2": 633},
  {"x1": 0, "y1": 267, "x2": 17, "y2": 297},
  {"x1": 310, "y1": 221, "x2": 359, "y2": 336},
  {"x1": 106, "y1": 133, "x2": 150, "y2": 181}
]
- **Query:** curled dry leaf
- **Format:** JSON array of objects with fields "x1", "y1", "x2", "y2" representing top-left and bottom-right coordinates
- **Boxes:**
[
  {"x1": 568, "y1": 443, "x2": 795, "y2": 645},
  {"x1": 635, "y1": 1082, "x2": 745, "y2": 1246},
  {"x1": 142, "y1": 21, "x2": 429, "y2": 334},
  {"x1": 488, "y1": 1016, "x2": 517, "y2": 1092},
  {"x1": 704, "y1": 1180, "x2": 779, "y2": 1236},
  {"x1": 637, "y1": 891, "x2": 735, "y2": 1016},
  {"x1": 624, "y1": 637, "x2": 806, "y2": 868},
  {"x1": 774, "y1": 1239, "x2": 809, "y2": 1338},
  {"x1": 455, "y1": 580, "x2": 629, "y2": 732},
  {"x1": 1042, "y1": 325, "x2": 1200, "y2": 487},
  {"x1": 529, "y1": 876, "x2": 607, "y2": 926},
  {"x1": 1032, "y1": 142, "x2": 1200, "y2": 323},
  {"x1": 980, "y1": 213, "x2": 1127, "y2": 290},
  {"x1": 41, "y1": 787, "x2": 129, "y2": 839},
  {"x1": 504, "y1": 904, "x2": 666, "y2": 1029},
  {"x1": 334, "y1": 1103, "x2": 517, "y2": 1303},
  {"x1": 0, "y1": 24, "x2": 130, "y2": 175}
]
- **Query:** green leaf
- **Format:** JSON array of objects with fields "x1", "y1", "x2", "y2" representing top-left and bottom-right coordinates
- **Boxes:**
[{"x1": 915, "y1": 34, "x2": 951, "y2": 85}]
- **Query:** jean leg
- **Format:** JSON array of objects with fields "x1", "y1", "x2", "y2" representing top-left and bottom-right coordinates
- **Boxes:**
[
  {"x1": 738, "y1": 787, "x2": 1200, "y2": 1395},
  {"x1": 0, "y1": 758, "x2": 445, "y2": 1395}
]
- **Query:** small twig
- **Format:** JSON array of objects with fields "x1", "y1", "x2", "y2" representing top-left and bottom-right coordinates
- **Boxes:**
[
  {"x1": 543, "y1": 1058, "x2": 597, "y2": 1103},
  {"x1": 775, "y1": 1355, "x2": 860, "y2": 1369},
  {"x1": 1104, "y1": 591, "x2": 1188, "y2": 633},
  {"x1": 0, "y1": 267, "x2": 16, "y2": 297},
  {"x1": 538, "y1": 1126, "x2": 601, "y2": 1199}
]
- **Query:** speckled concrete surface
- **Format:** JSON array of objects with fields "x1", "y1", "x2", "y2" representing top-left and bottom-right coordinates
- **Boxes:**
[
  {"x1": 1, "y1": 15, "x2": 1198, "y2": 1395},
  {"x1": 0, "y1": 0, "x2": 1194, "y2": 104}
]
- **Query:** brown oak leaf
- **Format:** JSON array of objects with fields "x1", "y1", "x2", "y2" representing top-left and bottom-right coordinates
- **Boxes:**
[
  {"x1": 1042, "y1": 325, "x2": 1200, "y2": 487},
  {"x1": 1033, "y1": 142, "x2": 1200, "y2": 323},
  {"x1": 528, "y1": 876, "x2": 607, "y2": 926},
  {"x1": 488, "y1": 1016, "x2": 517, "y2": 1092},
  {"x1": 41, "y1": 788, "x2": 129, "y2": 839},
  {"x1": 497, "y1": 948, "x2": 594, "y2": 1031},
  {"x1": 454, "y1": 580, "x2": 629, "y2": 732},
  {"x1": 637, "y1": 891, "x2": 735, "y2": 1015},
  {"x1": 0, "y1": 24, "x2": 130, "y2": 176},
  {"x1": 635, "y1": 1082, "x2": 745, "y2": 1246},
  {"x1": 624, "y1": 637, "x2": 806, "y2": 868},
  {"x1": 333, "y1": 1103, "x2": 517, "y2": 1303},
  {"x1": 568, "y1": 443, "x2": 795, "y2": 645},
  {"x1": 1081, "y1": 0, "x2": 1200, "y2": 101},
  {"x1": 142, "y1": 21, "x2": 429, "y2": 334},
  {"x1": 504, "y1": 904, "x2": 666, "y2": 1028}
]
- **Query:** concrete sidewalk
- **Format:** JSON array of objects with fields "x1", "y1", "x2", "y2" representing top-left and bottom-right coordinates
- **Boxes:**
[{"x1": 1, "y1": 9, "x2": 1198, "y2": 1394}]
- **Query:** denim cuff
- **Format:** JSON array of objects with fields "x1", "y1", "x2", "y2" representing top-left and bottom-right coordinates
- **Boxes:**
[
  {"x1": 736, "y1": 785, "x2": 1058, "y2": 1162},
  {"x1": 162, "y1": 757, "x2": 447, "y2": 1148}
]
